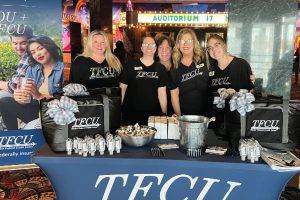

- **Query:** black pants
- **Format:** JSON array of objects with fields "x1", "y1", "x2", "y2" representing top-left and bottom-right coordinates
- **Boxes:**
[
  {"x1": 213, "y1": 108, "x2": 241, "y2": 149},
  {"x1": 122, "y1": 109, "x2": 161, "y2": 125},
  {"x1": 0, "y1": 97, "x2": 39, "y2": 130}
]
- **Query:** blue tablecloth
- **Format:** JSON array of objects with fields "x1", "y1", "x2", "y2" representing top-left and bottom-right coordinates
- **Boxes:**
[{"x1": 33, "y1": 143, "x2": 299, "y2": 200}]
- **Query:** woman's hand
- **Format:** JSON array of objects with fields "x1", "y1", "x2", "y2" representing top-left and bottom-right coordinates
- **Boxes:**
[
  {"x1": 13, "y1": 88, "x2": 31, "y2": 104},
  {"x1": 25, "y1": 79, "x2": 42, "y2": 100}
]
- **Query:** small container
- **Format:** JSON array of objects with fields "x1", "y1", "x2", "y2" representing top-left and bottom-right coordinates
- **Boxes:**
[
  {"x1": 99, "y1": 137, "x2": 106, "y2": 155},
  {"x1": 66, "y1": 138, "x2": 73, "y2": 155},
  {"x1": 89, "y1": 139, "x2": 96, "y2": 156},
  {"x1": 114, "y1": 135, "x2": 122, "y2": 153},
  {"x1": 107, "y1": 139, "x2": 115, "y2": 155},
  {"x1": 73, "y1": 137, "x2": 79, "y2": 153},
  {"x1": 82, "y1": 141, "x2": 88, "y2": 157}
]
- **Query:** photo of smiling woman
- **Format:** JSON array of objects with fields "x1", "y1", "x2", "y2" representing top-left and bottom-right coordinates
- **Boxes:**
[
  {"x1": 170, "y1": 28, "x2": 210, "y2": 116},
  {"x1": 120, "y1": 36, "x2": 168, "y2": 125},
  {"x1": 70, "y1": 30, "x2": 122, "y2": 89},
  {"x1": 0, "y1": 35, "x2": 64, "y2": 130}
]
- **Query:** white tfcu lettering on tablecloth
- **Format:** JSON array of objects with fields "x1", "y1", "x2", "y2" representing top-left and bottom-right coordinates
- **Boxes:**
[
  {"x1": 251, "y1": 120, "x2": 280, "y2": 132},
  {"x1": 94, "y1": 174, "x2": 241, "y2": 200},
  {"x1": 71, "y1": 117, "x2": 101, "y2": 130},
  {"x1": 0, "y1": 135, "x2": 35, "y2": 149}
]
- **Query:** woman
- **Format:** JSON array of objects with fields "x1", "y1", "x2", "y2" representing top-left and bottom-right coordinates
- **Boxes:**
[
  {"x1": 156, "y1": 35, "x2": 174, "y2": 116},
  {"x1": 206, "y1": 34, "x2": 254, "y2": 153},
  {"x1": 70, "y1": 30, "x2": 122, "y2": 89},
  {"x1": 0, "y1": 35, "x2": 64, "y2": 130},
  {"x1": 120, "y1": 36, "x2": 168, "y2": 125},
  {"x1": 170, "y1": 28, "x2": 210, "y2": 116}
]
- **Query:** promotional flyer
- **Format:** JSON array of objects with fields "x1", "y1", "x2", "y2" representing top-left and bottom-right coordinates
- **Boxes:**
[{"x1": 0, "y1": 0, "x2": 62, "y2": 165}]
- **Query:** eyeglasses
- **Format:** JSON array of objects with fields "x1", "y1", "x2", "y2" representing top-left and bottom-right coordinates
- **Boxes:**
[
  {"x1": 179, "y1": 39, "x2": 193, "y2": 45},
  {"x1": 142, "y1": 43, "x2": 156, "y2": 49},
  {"x1": 206, "y1": 42, "x2": 222, "y2": 52}
]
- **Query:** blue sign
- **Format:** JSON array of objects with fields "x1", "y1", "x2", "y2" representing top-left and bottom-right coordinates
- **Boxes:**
[{"x1": 0, "y1": 129, "x2": 45, "y2": 165}]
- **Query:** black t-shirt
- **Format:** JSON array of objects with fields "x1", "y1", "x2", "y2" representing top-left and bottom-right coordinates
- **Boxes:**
[
  {"x1": 70, "y1": 56, "x2": 119, "y2": 89},
  {"x1": 120, "y1": 59, "x2": 168, "y2": 113},
  {"x1": 170, "y1": 61, "x2": 210, "y2": 115},
  {"x1": 209, "y1": 57, "x2": 254, "y2": 132},
  {"x1": 210, "y1": 57, "x2": 254, "y2": 93}
]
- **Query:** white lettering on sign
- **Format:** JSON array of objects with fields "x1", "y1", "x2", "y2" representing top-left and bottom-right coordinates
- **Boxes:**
[
  {"x1": 211, "y1": 77, "x2": 231, "y2": 86},
  {"x1": 181, "y1": 68, "x2": 203, "y2": 82},
  {"x1": 72, "y1": 117, "x2": 102, "y2": 130},
  {"x1": 136, "y1": 71, "x2": 158, "y2": 79},
  {"x1": 0, "y1": 135, "x2": 35, "y2": 149},
  {"x1": 94, "y1": 174, "x2": 242, "y2": 200},
  {"x1": 251, "y1": 120, "x2": 280, "y2": 131},
  {"x1": 89, "y1": 67, "x2": 116, "y2": 79}
]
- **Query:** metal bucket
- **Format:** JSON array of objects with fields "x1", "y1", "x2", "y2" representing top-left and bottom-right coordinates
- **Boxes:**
[{"x1": 178, "y1": 115, "x2": 215, "y2": 150}]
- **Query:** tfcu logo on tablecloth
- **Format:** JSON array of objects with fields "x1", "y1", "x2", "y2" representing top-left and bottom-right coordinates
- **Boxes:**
[
  {"x1": 94, "y1": 174, "x2": 241, "y2": 200},
  {"x1": 250, "y1": 120, "x2": 280, "y2": 132}
]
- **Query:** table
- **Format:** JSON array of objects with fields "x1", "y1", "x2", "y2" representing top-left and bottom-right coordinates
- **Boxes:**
[{"x1": 33, "y1": 143, "x2": 299, "y2": 200}]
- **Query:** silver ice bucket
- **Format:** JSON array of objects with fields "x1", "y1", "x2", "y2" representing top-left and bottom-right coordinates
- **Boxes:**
[{"x1": 178, "y1": 115, "x2": 215, "y2": 150}]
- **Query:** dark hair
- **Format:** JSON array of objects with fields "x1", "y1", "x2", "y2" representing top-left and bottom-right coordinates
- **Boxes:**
[
  {"x1": 156, "y1": 35, "x2": 174, "y2": 50},
  {"x1": 115, "y1": 41, "x2": 124, "y2": 49},
  {"x1": 27, "y1": 35, "x2": 62, "y2": 65},
  {"x1": 9, "y1": 25, "x2": 33, "y2": 40}
]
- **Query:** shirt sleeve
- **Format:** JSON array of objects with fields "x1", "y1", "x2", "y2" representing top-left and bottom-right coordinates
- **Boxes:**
[
  {"x1": 70, "y1": 56, "x2": 85, "y2": 84},
  {"x1": 169, "y1": 69, "x2": 179, "y2": 90},
  {"x1": 157, "y1": 63, "x2": 168, "y2": 87},
  {"x1": 243, "y1": 59, "x2": 254, "y2": 90},
  {"x1": 119, "y1": 60, "x2": 134, "y2": 85}
]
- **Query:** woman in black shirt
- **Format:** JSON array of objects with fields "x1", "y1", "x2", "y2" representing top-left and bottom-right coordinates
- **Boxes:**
[
  {"x1": 170, "y1": 28, "x2": 210, "y2": 116},
  {"x1": 120, "y1": 36, "x2": 168, "y2": 125},
  {"x1": 156, "y1": 35, "x2": 175, "y2": 116},
  {"x1": 206, "y1": 34, "x2": 254, "y2": 153},
  {"x1": 70, "y1": 30, "x2": 122, "y2": 89}
]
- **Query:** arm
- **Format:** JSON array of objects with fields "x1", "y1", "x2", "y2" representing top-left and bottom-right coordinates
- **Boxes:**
[
  {"x1": 119, "y1": 83, "x2": 128, "y2": 104},
  {"x1": 158, "y1": 86, "x2": 167, "y2": 114},
  {"x1": 171, "y1": 88, "x2": 181, "y2": 116},
  {"x1": 0, "y1": 81, "x2": 8, "y2": 91}
]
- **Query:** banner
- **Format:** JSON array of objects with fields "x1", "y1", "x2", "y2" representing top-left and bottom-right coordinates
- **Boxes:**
[{"x1": 0, "y1": 0, "x2": 62, "y2": 165}]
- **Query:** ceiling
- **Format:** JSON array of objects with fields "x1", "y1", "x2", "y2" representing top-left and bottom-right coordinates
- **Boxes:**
[{"x1": 113, "y1": 0, "x2": 228, "y2": 3}]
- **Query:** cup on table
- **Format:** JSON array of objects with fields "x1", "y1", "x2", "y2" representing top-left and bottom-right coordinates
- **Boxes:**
[{"x1": 19, "y1": 77, "x2": 33, "y2": 104}]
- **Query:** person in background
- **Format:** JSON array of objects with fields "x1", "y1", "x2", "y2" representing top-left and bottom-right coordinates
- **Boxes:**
[
  {"x1": 70, "y1": 30, "x2": 122, "y2": 89},
  {"x1": 120, "y1": 36, "x2": 168, "y2": 125},
  {"x1": 206, "y1": 34, "x2": 254, "y2": 155},
  {"x1": 170, "y1": 28, "x2": 210, "y2": 116},
  {"x1": 0, "y1": 35, "x2": 64, "y2": 130},
  {"x1": 156, "y1": 35, "x2": 175, "y2": 116},
  {"x1": 293, "y1": 42, "x2": 299, "y2": 85},
  {"x1": 114, "y1": 40, "x2": 128, "y2": 66},
  {"x1": 0, "y1": 25, "x2": 33, "y2": 98}
]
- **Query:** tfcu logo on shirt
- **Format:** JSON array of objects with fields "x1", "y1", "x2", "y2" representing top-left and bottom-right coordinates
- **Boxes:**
[
  {"x1": 181, "y1": 68, "x2": 203, "y2": 82},
  {"x1": 250, "y1": 120, "x2": 280, "y2": 132},
  {"x1": 211, "y1": 77, "x2": 231, "y2": 86},
  {"x1": 136, "y1": 71, "x2": 158, "y2": 79},
  {"x1": 90, "y1": 67, "x2": 115, "y2": 79},
  {"x1": 71, "y1": 117, "x2": 102, "y2": 130}
]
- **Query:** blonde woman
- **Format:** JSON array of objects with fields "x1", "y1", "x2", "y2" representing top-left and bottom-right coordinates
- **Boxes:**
[
  {"x1": 170, "y1": 28, "x2": 210, "y2": 116},
  {"x1": 70, "y1": 30, "x2": 122, "y2": 88}
]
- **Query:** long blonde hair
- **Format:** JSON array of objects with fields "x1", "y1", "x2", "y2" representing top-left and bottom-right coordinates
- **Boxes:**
[
  {"x1": 172, "y1": 28, "x2": 205, "y2": 69},
  {"x1": 82, "y1": 30, "x2": 122, "y2": 73}
]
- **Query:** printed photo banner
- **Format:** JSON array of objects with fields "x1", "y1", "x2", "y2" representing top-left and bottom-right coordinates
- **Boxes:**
[{"x1": 0, "y1": 0, "x2": 62, "y2": 165}]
